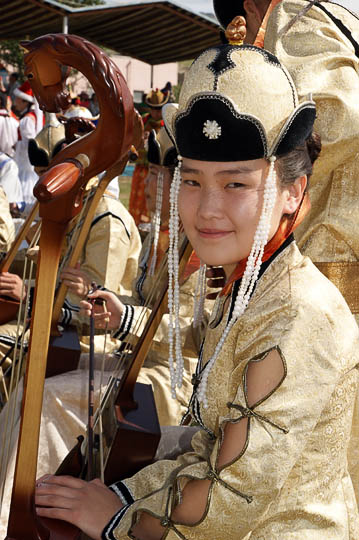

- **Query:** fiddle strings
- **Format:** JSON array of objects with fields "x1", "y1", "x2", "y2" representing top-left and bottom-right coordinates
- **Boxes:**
[
  {"x1": 0, "y1": 225, "x2": 41, "y2": 514},
  {"x1": 91, "y1": 241, "x2": 173, "y2": 442},
  {"x1": 55, "y1": 184, "x2": 96, "y2": 287}
]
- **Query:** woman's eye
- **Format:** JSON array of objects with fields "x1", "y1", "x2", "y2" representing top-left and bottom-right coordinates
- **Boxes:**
[
  {"x1": 226, "y1": 182, "x2": 245, "y2": 189},
  {"x1": 182, "y1": 179, "x2": 199, "y2": 187}
]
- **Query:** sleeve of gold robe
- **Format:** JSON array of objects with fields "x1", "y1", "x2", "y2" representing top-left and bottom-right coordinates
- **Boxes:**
[
  {"x1": 109, "y1": 321, "x2": 348, "y2": 539},
  {"x1": 264, "y1": 1, "x2": 359, "y2": 174},
  {"x1": 64, "y1": 198, "x2": 141, "y2": 325}
]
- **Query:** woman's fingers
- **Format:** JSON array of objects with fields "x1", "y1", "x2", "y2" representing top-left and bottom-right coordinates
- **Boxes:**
[{"x1": 35, "y1": 475, "x2": 124, "y2": 539}]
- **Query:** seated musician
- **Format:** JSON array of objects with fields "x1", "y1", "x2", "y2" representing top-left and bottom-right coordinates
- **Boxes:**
[
  {"x1": 36, "y1": 43, "x2": 359, "y2": 539},
  {"x1": 0, "y1": 113, "x2": 142, "y2": 535},
  {"x1": 0, "y1": 114, "x2": 141, "y2": 373}
]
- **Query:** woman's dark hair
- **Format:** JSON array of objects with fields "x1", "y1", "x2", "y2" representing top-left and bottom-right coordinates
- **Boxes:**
[
  {"x1": 0, "y1": 92, "x2": 7, "y2": 109},
  {"x1": 277, "y1": 132, "x2": 322, "y2": 190}
]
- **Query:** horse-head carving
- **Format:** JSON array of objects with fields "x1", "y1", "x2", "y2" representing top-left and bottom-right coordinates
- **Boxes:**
[
  {"x1": 21, "y1": 34, "x2": 134, "y2": 222},
  {"x1": 21, "y1": 38, "x2": 71, "y2": 112}
]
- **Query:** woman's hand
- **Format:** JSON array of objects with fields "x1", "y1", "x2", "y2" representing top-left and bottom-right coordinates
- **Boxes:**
[
  {"x1": 60, "y1": 266, "x2": 92, "y2": 299},
  {"x1": 0, "y1": 272, "x2": 26, "y2": 301},
  {"x1": 80, "y1": 289, "x2": 125, "y2": 330},
  {"x1": 35, "y1": 475, "x2": 123, "y2": 540}
]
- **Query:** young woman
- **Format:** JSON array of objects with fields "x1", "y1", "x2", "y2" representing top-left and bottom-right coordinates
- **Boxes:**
[{"x1": 35, "y1": 45, "x2": 359, "y2": 539}]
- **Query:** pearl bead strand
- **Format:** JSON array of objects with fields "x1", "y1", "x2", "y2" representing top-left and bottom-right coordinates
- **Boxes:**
[
  {"x1": 168, "y1": 157, "x2": 183, "y2": 398},
  {"x1": 149, "y1": 170, "x2": 164, "y2": 276}
]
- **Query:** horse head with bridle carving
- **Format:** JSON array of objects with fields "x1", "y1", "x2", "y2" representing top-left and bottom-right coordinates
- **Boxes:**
[{"x1": 21, "y1": 34, "x2": 134, "y2": 219}]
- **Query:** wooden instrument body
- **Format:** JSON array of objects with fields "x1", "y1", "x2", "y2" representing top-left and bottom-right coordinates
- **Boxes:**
[
  {"x1": 5, "y1": 33, "x2": 134, "y2": 540},
  {"x1": 98, "y1": 382, "x2": 161, "y2": 485}
]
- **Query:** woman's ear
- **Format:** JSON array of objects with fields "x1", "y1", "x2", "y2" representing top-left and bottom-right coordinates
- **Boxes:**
[
  {"x1": 243, "y1": 0, "x2": 264, "y2": 24},
  {"x1": 282, "y1": 175, "x2": 307, "y2": 215}
]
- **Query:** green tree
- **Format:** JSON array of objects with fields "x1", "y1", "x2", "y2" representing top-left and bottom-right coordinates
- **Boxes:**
[{"x1": 0, "y1": 40, "x2": 25, "y2": 81}]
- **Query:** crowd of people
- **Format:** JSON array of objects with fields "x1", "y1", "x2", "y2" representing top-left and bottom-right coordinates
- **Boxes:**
[{"x1": 0, "y1": 1, "x2": 359, "y2": 539}]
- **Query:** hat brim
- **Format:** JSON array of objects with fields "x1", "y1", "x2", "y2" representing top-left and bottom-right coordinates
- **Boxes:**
[
  {"x1": 213, "y1": 1, "x2": 245, "y2": 29},
  {"x1": 145, "y1": 93, "x2": 169, "y2": 108},
  {"x1": 13, "y1": 87, "x2": 34, "y2": 103}
]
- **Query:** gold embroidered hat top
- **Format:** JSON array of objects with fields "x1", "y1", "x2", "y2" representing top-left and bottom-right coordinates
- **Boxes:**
[
  {"x1": 145, "y1": 88, "x2": 169, "y2": 109},
  {"x1": 147, "y1": 127, "x2": 177, "y2": 167},
  {"x1": 163, "y1": 45, "x2": 316, "y2": 161}
]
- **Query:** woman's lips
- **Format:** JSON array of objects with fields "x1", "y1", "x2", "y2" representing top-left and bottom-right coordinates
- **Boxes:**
[{"x1": 197, "y1": 228, "x2": 233, "y2": 239}]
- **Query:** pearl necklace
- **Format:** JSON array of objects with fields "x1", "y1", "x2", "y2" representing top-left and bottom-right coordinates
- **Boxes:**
[{"x1": 148, "y1": 170, "x2": 164, "y2": 277}]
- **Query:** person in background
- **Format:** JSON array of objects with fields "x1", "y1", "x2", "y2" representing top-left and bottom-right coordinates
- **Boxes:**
[
  {"x1": 161, "y1": 81, "x2": 176, "y2": 103},
  {"x1": 0, "y1": 92, "x2": 18, "y2": 157},
  {"x1": 128, "y1": 89, "x2": 168, "y2": 226},
  {"x1": 6, "y1": 73, "x2": 20, "y2": 104},
  {"x1": 13, "y1": 81, "x2": 43, "y2": 210}
]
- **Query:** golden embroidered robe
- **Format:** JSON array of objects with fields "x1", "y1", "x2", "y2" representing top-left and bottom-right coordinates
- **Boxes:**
[
  {"x1": 264, "y1": 0, "x2": 359, "y2": 263},
  {"x1": 105, "y1": 242, "x2": 359, "y2": 540},
  {"x1": 263, "y1": 0, "x2": 359, "y2": 508}
]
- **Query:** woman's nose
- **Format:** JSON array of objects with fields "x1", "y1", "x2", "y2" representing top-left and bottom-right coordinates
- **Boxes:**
[{"x1": 198, "y1": 189, "x2": 224, "y2": 219}]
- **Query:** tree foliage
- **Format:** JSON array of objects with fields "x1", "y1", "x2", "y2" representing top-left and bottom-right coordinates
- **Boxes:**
[{"x1": 0, "y1": 40, "x2": 25, "y2": 81}]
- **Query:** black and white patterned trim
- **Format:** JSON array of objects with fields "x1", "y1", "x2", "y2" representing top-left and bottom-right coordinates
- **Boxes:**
[
  {"x1": 109, "y1": 481, "x2": 135, "y2": 505},
  {"x1": 59, "y1": 298, "x2": 80, "y2": 327},
  {"x1": 112, "y1": 304, "x2": 134, "y2": 340},
  {"x1": 101, "y1": 503, "x2": 132, "y2": 540}
]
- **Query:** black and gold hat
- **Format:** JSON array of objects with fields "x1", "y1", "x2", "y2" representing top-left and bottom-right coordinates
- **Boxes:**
[
  {"x1": 145, "y1": 88, "x2": 169, "y2": 109},
  {"x1": 163, "y1": 45, "x2": 316, "y2": 162},
  {"x1": 28, "y1": 113, "x2": 65, "y2": 167},
  {"x1": 214, "y1": 1, "x2": 246, "y2": 29},
  {"x1": 147, "y1": 127, "x2": 177, "y2": 167}
]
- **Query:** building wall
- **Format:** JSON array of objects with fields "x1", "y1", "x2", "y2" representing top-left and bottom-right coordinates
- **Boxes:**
[
  {"x1": 68, "y1": 54, "x2": 178, "y2": 103},
  {"x1": 112, "y1": 55, "x2": 178, "y2": 102}
]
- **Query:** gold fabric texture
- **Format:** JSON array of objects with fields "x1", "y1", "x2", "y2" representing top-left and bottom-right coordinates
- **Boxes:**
[
  {"x1": 263, "y1": 0, "x2": 359, "y2": 508},
  {"x1": 264, "y1": 0, "x2": 359, "y2": 263},
  {"x1": 315, "y1": 262, "x2": 359, "y2": 313},
  {"x1": 111, "y1": 243, "x2": 359, "y2": 539}
]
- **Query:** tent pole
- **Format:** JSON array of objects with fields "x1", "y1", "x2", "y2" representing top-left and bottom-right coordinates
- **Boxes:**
[{"x1": 63, "y1": 15, "x2": 69, "y2": 34}]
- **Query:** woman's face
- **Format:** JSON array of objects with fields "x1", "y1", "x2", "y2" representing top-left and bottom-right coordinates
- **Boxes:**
[
  {"x1": 144, "y1": 163, "x2": 172, "y2": 222},
  {"x1": 179, "y1": 157, "x2": 305, "y2": 275}
]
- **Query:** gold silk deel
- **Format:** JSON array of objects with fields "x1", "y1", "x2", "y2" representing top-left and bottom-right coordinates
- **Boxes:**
[
  {"x1": 110, "y1": 242, "x2": 359, "y2": 539},
  {"x1": 264, "y1": 0, "x2": 359, "y2": 263}
]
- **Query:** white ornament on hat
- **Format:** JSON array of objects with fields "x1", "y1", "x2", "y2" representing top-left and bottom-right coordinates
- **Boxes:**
[{"x1": 203, "y1": 120, "x2": 222, "y2": 140}]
